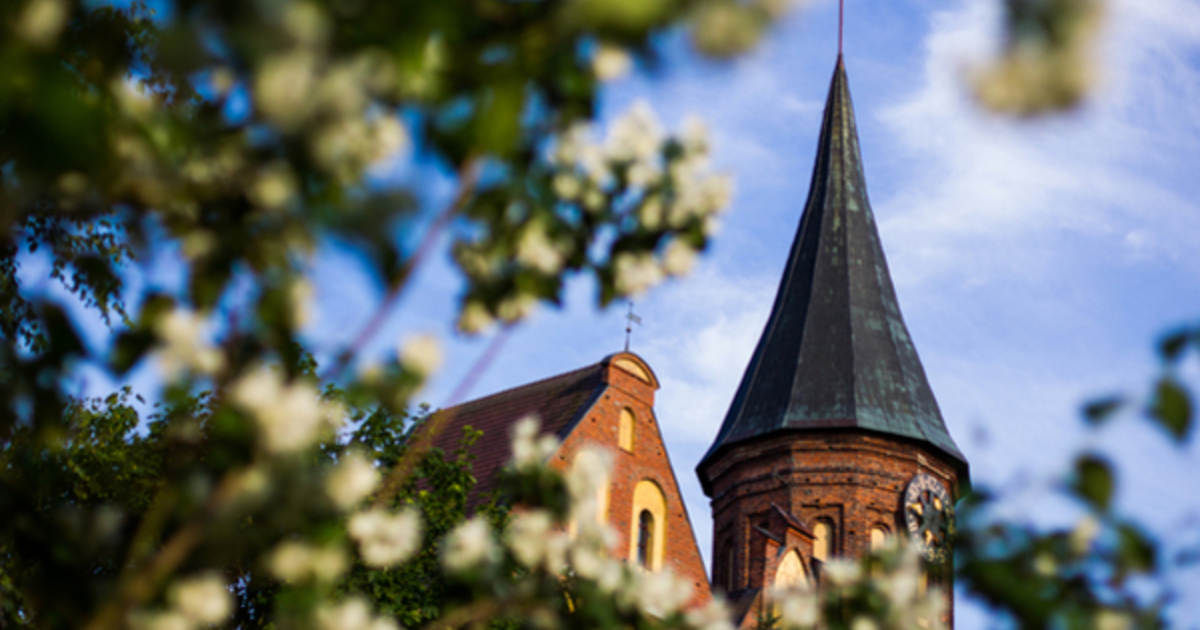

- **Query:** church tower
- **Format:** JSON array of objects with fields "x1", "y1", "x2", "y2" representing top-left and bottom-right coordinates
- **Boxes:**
[{"x1": 697, "y1": 57, "x2": 970, "y2": 623}]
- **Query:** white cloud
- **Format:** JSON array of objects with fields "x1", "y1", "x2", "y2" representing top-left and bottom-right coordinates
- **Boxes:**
[{"x1": 877, "y1": 0, "x2": 1200, "y2": 289}]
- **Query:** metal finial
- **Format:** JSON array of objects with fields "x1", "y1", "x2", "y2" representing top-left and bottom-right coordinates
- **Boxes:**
[
  {"x1": 624, "y1": 302, "x2": 642, "y2": 352},
  {"x1": 838, "y1": 0, "x2": 844, "y2": 56}
]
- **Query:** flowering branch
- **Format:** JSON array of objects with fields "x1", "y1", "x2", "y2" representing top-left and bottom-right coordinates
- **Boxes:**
[
  {"x1": 322, "y1": 157, "x2": 483, "y2": 383},
  {"x1": 372, "y1": 327, "x2": 510, "y2": 508}
]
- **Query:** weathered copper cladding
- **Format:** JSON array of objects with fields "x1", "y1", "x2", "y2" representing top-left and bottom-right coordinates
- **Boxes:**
[{"x1": 698, "y1": 57, "x2": 969, "y2": 493}]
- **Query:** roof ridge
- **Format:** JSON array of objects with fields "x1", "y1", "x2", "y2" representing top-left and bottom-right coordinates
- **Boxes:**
[{"x1": 443, "y1": 360, "x2": 602, "y2": 414}]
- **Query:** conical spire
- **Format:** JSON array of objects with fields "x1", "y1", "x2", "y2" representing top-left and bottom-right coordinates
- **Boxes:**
[{"x1": 698, "y1": 58, "x2": 967, "y2": 490}]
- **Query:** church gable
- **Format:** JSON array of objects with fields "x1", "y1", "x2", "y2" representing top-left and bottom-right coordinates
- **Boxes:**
[
  {"x1": 554, "y1": 353, "x2": 712, "y2": 608},
  {"x1": 432, "y1": 352, "x2": 712, "y2": 609}
]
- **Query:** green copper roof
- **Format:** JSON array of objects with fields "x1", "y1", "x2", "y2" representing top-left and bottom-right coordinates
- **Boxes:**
[{"x1": 698, "y1": 58, "x2": 968, "y2": 490}]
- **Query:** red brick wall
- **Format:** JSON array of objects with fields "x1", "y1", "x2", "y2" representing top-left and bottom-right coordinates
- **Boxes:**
[
  {"x1": 550, "y1": 353, "x2": 713, "y2": 610},
  {"x1": 704, "y1": 431, "x2": 961, "y2": 624}
]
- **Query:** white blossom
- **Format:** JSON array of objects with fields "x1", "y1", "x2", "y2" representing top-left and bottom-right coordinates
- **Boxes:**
[
  {"x1": 680, "y1": 116, "x2": 710, "y2": 157},
  {"x1": 130, "y1": 611, "x2": 192, "y2": 630},
  {"x1": 506, "y1": 509, "x2": 554, "y2": 568},
  {"x1": 315, "y1": 597, "x2": 399, "y2": 630},
  {"x1": 571, "y1": 544, "x2": 623, "y2": 592},
  {"x1": 686, "y1": 597, "x2": 734, "y2": 630},
  {"x1": 633, "y1": 569, "x2": 693, "y2": 617},
  {"x1": 1070, "y1": 514, "x2": 1100, "y2": 555},
  {"x1": 510, "y1": 416, "x2": 559, "y2": 470},
  {"x1": 496, "y1": 293, "x2": 538, "y2": 323},
  {"x1": 1033, "y1": 552, "x2": 1057, "y2": 577},
  {"x1": 457, "y1": 301, "x2": 495, "y2": 335},
  {"x1": 171, "y1": 573, "x2": 233, "y2": 625},
  {"x1": 639, "y1": 197, "x2": 664, "y2": 230},
  {"x1": 516, "y1": 223, "x2": 566, "y2": 275},
  {"x1": 348, "y1": 508, "x2": 423, "y2": 567},
  {"x1": 113, "y1": 78, "x2": 155, "y2": 120},
  {"x1": 155, "y1": 308, "x2": 224, "y2": 379},
  {"x1": 551, "y1": 124, "x2": 590, "y2": 167},
  {"x1": 18, "y1": 0, "x2": 67, "y2": 48},
  {"x1": 289, "y1": 278, "x2": 316, "y2": 329},
  {"x1": 255, "y1": 53, "x2": 317, "y2": 129},
  {"x1": 552, "y1": 172, "x2": 583, "y2": 201},
  {"x1": 231, "y1": 366, "x2": 342, "y2": 454},
  {"x1": 822, "y1": 558, "x2": 861, "y2": 586},
  {"x1": 759, "y1": 0, "x2": 793, "y2": 19},
  {"x1": 268, "y1": 541, "x2": 348, "y2": 583},
  {"x1": 542, "y1": 531, "x2": 571, "y2": 574},
  {"x1": 441, "y1": 517, "x2": 498, "y2": 573},
  {"x1": 282, "y1": 1, "x2": 329, "y2": 47},
  {"x1": 626, "y1": 160, "x2": 661, "y2": 188},
  {"x1": 1095, "y1": 610, "x2": 1133, "y2": 630},
  {"x1": 209, "y1": 68, "x2": 235, "y2": 97},
  {"x1": 566, "y1": 447, "x2": 611, "y2": 505},
  {"x1": 318, "y1": 64, "x2": 368, "y2": 116},
  {"x1": 593, "y1": 45, "x2": 633, "y2": 82},
  {"x1": 607, "y1": 101, "x2": 662, "y2": 163},
  {"x1": 583, "y1": 188, "x2": 606, "y2": 213},
  {"x1": 177, "y1": 230, "x2": 216, "y2": 260},
  {"x1": 691, "y1": 3, "x2": 763, "y2": 58},
  {"x1": 398, "y1": 334, "x2": 442, "y2": 376},
  {"x1": 326, "y1": 451, "x2": 380, "y2": 510},
  {"x1": 779, "y1": 589, "x2": 820, "y2": 628},
  {"x1": 880, "y1": 543, "x2": 922, "y2": 606},
  {"x1": 579, "y1": 145, "x2": 611, "y2": 186},
  {"x1": 849, "y1": 616, "x2": 878, "y2": 630},
  {"x1": 371, "y1": 116, "x2": 409, "y2": 162},
  {"x1": 249, "y1": 164, "x2": 298, "y2": 211},
  {"x1": 662, "y1": 238, "x2": 698, "y2": 276},
  {"x1": 613, "y1": 252, "x2": 664, "y2": 297}
]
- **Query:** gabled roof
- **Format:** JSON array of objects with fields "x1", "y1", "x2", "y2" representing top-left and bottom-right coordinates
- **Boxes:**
[
  {"x1": 699, "y1": 57, "x2": 968, "y2": 488},
  {"x1": 431, "y1": 362, "x2": 606, "y2": 510}
]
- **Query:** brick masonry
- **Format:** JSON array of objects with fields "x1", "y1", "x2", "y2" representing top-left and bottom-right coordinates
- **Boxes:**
[
  {"x1": 551, "y1": 355, "x2": 713, "y2": 610},
  {"x1": 703, "y1": 430, "x2": 962, "y2": 626}
]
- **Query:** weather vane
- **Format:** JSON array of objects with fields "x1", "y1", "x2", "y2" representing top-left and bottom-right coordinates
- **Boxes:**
[{"x1": 624, "y1": 302, "x2": 642, "y2": 352}]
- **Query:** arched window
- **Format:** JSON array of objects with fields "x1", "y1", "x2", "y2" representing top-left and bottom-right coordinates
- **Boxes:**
[
  {"x1": 637, "y1": 510, "x2": 654, "y2": 566},
  {"x1": 618, "y1": 408, "x2": 635, "y2": 452},
  {"x1": 629, "y1": 480, "x2": 666, "y2": 570},
  {"x1": 870, "y1": 527, "x2": 889, "y2": 552},
  {"x1": 774, "y1": 549, "x2": 808, "y2": 589},
  {"x1": 813, "y1": 519, "x2": 833, "y2": 562}
]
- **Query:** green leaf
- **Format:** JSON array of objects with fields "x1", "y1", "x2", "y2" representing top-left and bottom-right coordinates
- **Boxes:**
[
  {"x1": 1071, "y1": 454, "x2": 1114, "y2": 512},
  {"x1": 1149, "y1": 377, "x2": 1193, "y2": 442},
  {"x1": 1158, "y1": 329, "x2": 1191, "y2": 362},
  {"x1": 1116, "y1": 523, "x2": 1156, "y2": 576},
  {"x1": 1083, "y1": 396, "x2": 1124, "y2": 426}
]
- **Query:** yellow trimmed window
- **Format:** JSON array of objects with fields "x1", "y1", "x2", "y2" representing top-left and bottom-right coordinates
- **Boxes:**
[
  {"x1": 618, "y1": 408, "x2": 635, "y2": 452},
  {"x1": 629, "y1": 480, "x2": 666, "y2": 570}
]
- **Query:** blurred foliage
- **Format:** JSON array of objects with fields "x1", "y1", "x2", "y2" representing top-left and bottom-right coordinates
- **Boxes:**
[
  {"x1": 953, "y1": 322, "x2": 1200, "y2": 630},
  {"x1": 0, "y1": 2, "x2": 1187, "y2": 630},
  {"x1": 0, "y1": 1, "x2": 780, "y2": 630},
  {"x1": 972, "y1": 0, "x2": 1104, "y2": 115}
]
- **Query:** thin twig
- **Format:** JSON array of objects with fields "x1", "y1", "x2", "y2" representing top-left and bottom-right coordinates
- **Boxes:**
[
  {"x1": 373, "y1": 327, "x2": 510, "y2": 507},
  {"x1": 421, "y1": 599, "x2": 502, "y2": 630},
  {"x1": 82, "y1": 469, "x2": 251, "y2": 630},
  {"x1": 322, "y1": 157, "x2": 483, "y2": 383}
]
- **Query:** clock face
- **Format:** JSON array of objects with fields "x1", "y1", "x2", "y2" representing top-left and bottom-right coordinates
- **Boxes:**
[{"x1": 904, "y1": 473, "x2": 954, "y2": 563}]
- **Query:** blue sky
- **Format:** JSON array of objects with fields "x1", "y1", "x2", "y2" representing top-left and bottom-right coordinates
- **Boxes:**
[
  {"x1": 331, "y1": 0, "x2": 1200, "y2": 624},
  {"x1": 53, "y1": 0, "x2": 1200, "y2": 625}
]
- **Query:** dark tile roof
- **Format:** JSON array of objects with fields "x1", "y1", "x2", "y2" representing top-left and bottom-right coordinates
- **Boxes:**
[
  {"x1": 430, "y1": 361, "x2": 606, "y2": 511},
  {"x1": 699, "y1": 57, "x2": 968, "y2": 491},
  {"x1": 770, "y1": 504, "x2": 813, "y2": 538}
]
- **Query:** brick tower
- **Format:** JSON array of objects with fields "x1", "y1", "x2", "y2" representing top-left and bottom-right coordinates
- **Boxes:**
[{"x1": 696, "y1": 57, "x2": 970, "y2": 625}]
